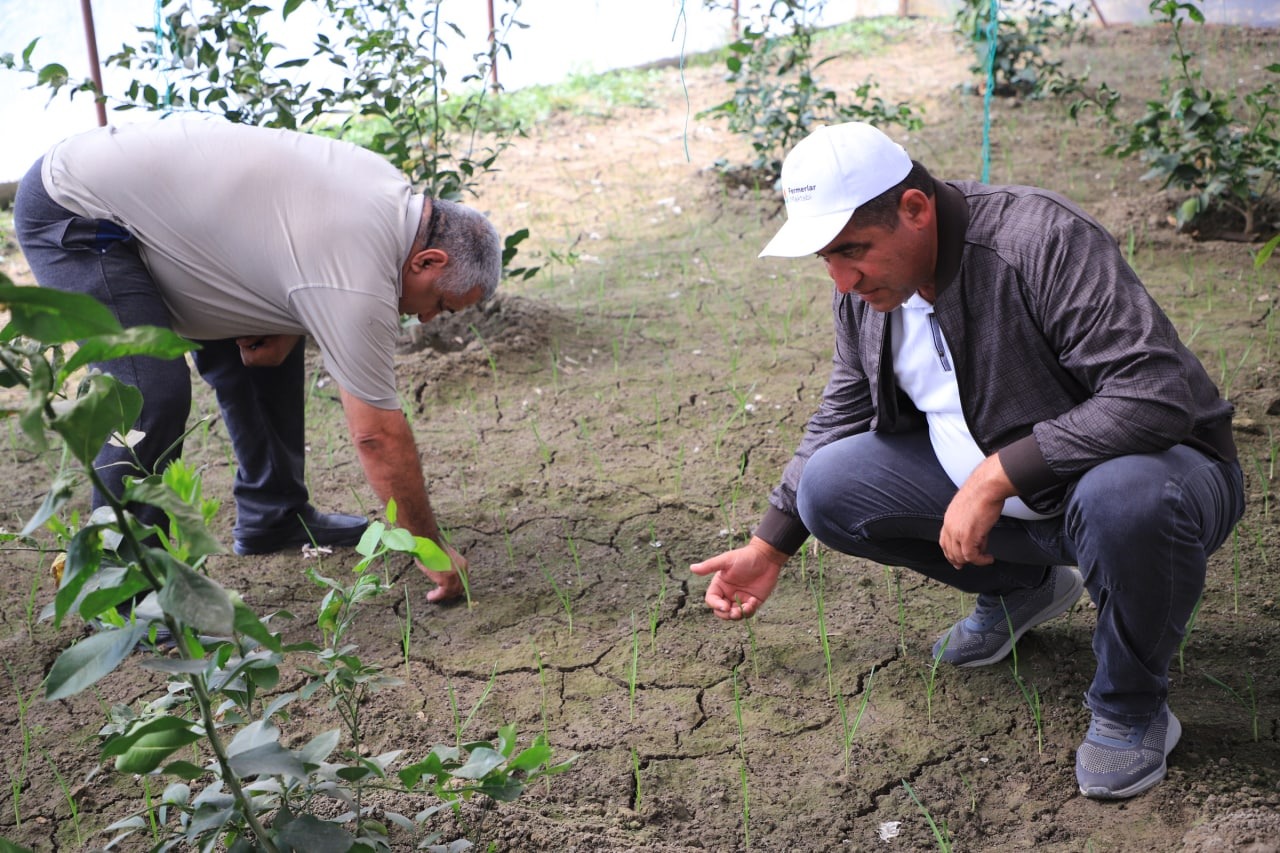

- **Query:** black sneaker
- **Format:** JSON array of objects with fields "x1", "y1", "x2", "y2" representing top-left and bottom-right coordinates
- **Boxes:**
[{"x1": 233, "y1": 505, "x2": 369, "y2": 556}]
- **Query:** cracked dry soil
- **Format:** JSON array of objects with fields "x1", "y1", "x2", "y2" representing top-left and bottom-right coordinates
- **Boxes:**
[{"x1": 2, "y1": 17, "x2": 1279, "y2": 853}]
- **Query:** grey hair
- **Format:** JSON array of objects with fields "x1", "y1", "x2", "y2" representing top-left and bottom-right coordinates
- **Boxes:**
[{"x1": 418, "y1": 198, "x2": 502, "y2": 301}]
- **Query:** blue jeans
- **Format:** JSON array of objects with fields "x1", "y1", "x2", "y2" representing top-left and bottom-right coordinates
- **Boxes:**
[
  {"x1": 795, "y1": 429, "x2": 1244, "y2": 723},
  {"x1": 14, "y1": 158, "x2": 311, "y2": 535}
]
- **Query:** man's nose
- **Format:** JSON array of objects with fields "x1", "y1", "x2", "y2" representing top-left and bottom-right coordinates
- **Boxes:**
[{"x1": 828, "y1": 263, "x2": 860, "y2": 294}]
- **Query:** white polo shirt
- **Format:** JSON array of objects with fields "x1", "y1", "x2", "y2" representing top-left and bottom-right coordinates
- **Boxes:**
[{"x1": 892, "y1": 292, "x2": 1054, "y2": 520}]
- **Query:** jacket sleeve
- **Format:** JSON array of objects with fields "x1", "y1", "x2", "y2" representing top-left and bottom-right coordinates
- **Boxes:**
[{"x1": 758, "y1": 291, "x2": 879, "y2": 554}]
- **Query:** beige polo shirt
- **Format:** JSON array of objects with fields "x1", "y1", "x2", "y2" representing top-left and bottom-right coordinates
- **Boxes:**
[{"x1": 42, "y1": 117, "x2": 425, "y2": 409}]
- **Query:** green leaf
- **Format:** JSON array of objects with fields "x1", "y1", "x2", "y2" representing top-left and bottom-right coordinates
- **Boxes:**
[
  {"x1": 479, "y1": 774, "x2": 525, "y2": 802},
  {"x1": 274, "y1": 814, "x2": 354, "y2": 852},
  {"x1": 506, "y1": 740, "x2": 552, "y2": 773},
  {"x1": 227, "y1": 742, "x2": 306, "y2": 779},
  {"x1": 397, "y1": 751, "x2": 448, "y2": 789},
  {"x1": 411, "y1": 535, "x2": 452, "y2": 573},
  {"x1": 452, "y1": 746, "x2": 506, "y2": 780},
  {"x1": 21, "y1": 469, "x2": 79, "y2": 536},
  {"x1": 50, "y1": 373, "x2": 143, "y2": 467},
  {"x1": 45, "y1": 623, "x2": 149, "y2": 699},
  {"x1": 36, "y1": 62, "x2": 69, "y2": 86},
  {"x1": 380, "y1": 527, "x2": 416, "y2": 552},
  {"x1": 123, "y1": 477, "x2": 226, "y2": 559},
  {"x1": 0, "y1": 284, "x2": 121, "y2": 342},
  {"x1": 162, "y1": 760, "x2": 205, "y2": 780},
  {"x1": 61, "y1": 327, "x2": 196, "y2": 379},
  {"x1": 102, "y1": 716, "x2": 197, "y2": 758},
  {"x1": 1255, "y1": 232, "x2": 1280, "y2": 269},
  {"x1": 113, "y1": 725, "x2": 202, "y2": 774},
  {"x1": 157, "y1": 562, "x2": 236, "y2": 635},
  {"x1": 233, "y1": 601, "x2": 283, "y2": 651},
  {"x1": 355, "y1": 520, "x2": 386, "y2": 556},
  {"x1": 298, "y1": 729, "x2": 342, "y2": 765}
]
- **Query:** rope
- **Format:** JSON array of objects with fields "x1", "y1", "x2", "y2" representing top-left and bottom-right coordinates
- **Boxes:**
[
  {"x1": 981, "y1": 0, "x2": 998, "y2": 182},
  {"x1": 674, "y1": 0, "x2": 691, "y2": 162},
  {"x1": 153, "y1": 0, "x2": 173, "y2": 111}
]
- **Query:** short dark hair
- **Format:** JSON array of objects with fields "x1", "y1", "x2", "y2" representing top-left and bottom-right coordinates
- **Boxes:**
[{"x1": 850, "y1": 160, "x2": 935, "y2": 230}]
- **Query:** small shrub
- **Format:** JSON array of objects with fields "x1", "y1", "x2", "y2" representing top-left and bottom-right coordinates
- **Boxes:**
[
  {"x1": 1104, "y1": 0, "x2": 1280, "y2": 236},
  {"x1": 700, "y1": 1, "x2": 921, "y2": 184},
  {"x1": 954, "y1": 0, "x2": 1090, "y2": 98}
]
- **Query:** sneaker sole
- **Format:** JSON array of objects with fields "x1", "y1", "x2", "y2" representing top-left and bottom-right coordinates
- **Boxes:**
[
  {"x1": 954, "y1": 566, "x2": 1085, "y2": 668},
  {"x1": 1079, "y1": 710, "x2": 1182, "y2": 799}
]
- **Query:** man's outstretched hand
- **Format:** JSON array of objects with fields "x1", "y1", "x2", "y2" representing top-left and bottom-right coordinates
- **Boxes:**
[
  {"x1": 421, "y1": 544, "x2": 469, "y2": 604},
  {"x1": 690, "y1": 536, "x2": 788, "y2": 620}
]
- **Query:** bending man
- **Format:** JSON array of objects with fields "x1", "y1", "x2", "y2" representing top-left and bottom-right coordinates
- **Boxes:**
[{"x1": 15, "y1": 118, "x2": 502, "y2": 602}]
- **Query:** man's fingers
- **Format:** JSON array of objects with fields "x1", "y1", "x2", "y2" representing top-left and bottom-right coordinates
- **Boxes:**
[{"x1": 689, "y1": 559, "x2": 721, "y2": 577}]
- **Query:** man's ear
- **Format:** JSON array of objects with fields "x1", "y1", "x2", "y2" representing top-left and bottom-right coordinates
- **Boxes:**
[
  {"x1": 899, "y1": 189, "x2": 933, "y2": 228},
  {"x1": 410, "y1": 247, "x2": 449, "y2": 273}
]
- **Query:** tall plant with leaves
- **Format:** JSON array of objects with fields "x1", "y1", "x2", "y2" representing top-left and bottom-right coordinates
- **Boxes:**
[
  {"x1": 700, "y1": 0, "x2": 921, "y2": 182},
  {"x1": 3, "y1": 0, "x2": 537, "y2": 276},
  {"x1": 1105, "y1": 0, "x2": 1280, "y2": 236},
  {"x1": 954, "y1": 0, "x2": 1090, "y2": 99},
  {"x1": 0, "y1": 274, "x2": 572, "y2": 849}
]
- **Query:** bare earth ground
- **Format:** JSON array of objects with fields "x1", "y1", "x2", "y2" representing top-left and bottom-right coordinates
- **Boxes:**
[{"x1": 2, "y1": 17, "x2": 1279, "y2": 853}]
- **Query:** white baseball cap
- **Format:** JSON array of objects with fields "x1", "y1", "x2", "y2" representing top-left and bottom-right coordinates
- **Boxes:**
[{"x1": 758, "y1": 122, "x2": 913, "y2": 258}]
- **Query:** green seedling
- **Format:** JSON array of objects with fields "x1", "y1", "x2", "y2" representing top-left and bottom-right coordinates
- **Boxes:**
[
  {"x1": 648, "y1": 555, "x2": 668, "y2": 651},
  {"x1": 902, "y1": 778, "x2": 952, "y2": 852},
  {"x1": 531, "y1": 417, "x2": 552, "y2": 465},
  {"x1": 1204, "y1": 671, "x2": 1260, "y2": 742},
  {"x1": 540, "y1": 559, "x2": 575, "y2": 635},
  {"x1": 468, "y1": 323, "x2": 499, "y2": 381},
  {"x1": 1012, "y1": 671, "x2": 1045, "y2": 755},
  {"x1": 732, "y1": 665, "x2": 750, "y2": 851},
  {"x1": 894, "y1": 568, "x2": 908, "y2": 659},
  {"x1": 1178, "y1": 594, "x2": 1204, "y2": 674},
  {"x1": 1232, "y1": 526, "x2": 1243, "y2": 614},
  {"x1": 534, "y1": 647, "x2": 552, "y2": 795},
  {"x1": 959, "y1": 771, "x2": 977, "y2": 813},
  {"x1": 742, "y1": 606, "x2": 760, "y2": 679},
  {"x1": 1253, "y1": 454, "x2": 1271, "y2": 522},
  {"x1": 565, "y1": 526, "x2": 584, "y2": 583},
  {"x1": 631, "y1": 746, "x2": 643, "y2": 813},
  {"x1": 924, "y1": 633, "x2": 949, "y2": 724},
  {"x1": 400, "y1": 582, "x2": 413, "y2": 677},
  {"x1": 629, "y1": 613, "x2": 641, "y2": 721},
  {"x1": 6, "y1": 665, "x2": 34, "y2": 827},
  {"x1": 836, "y1": 669, "x2": 877, "y2": 778},
  {"x1": 446, "y1": 663, "x2": 499, "y2": 748},
  {"x1": 42, "y1": 749, "x2": 83, "y2": 847},
  {"x1": 812, "y1": 549, "x2": 835, "y2": 697},
  {"x1": 1002, "y1": 599, "x2": 1044, "y2": 752}
]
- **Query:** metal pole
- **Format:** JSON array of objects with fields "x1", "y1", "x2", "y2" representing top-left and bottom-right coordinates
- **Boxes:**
[
  {"x1": 487, "y1": 0, "x2": 500, "y2": 92},
  {"x1": 80, "y1": 0, "x2": 108, "y2": 126},
  {"x1": 1089, "y1": 0, "x2": 1109, "y2": 27}
]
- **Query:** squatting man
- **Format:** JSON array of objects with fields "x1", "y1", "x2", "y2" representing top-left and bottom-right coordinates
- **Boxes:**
[
  {"x1": 15, "y1": 118, "x2": 502, "y2": 603},
  {"x1": 690, "y1": 122, "x2": 1244, "y2": 799}
]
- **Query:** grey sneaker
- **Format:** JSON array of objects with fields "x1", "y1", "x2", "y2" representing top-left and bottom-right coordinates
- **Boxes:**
[
  {"x1": 1077, "y1": 704, "x2": 1181, "y2": 799},
  {"x1": 931, "y1": 565, "x2": 1083, "y2": 667}
]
